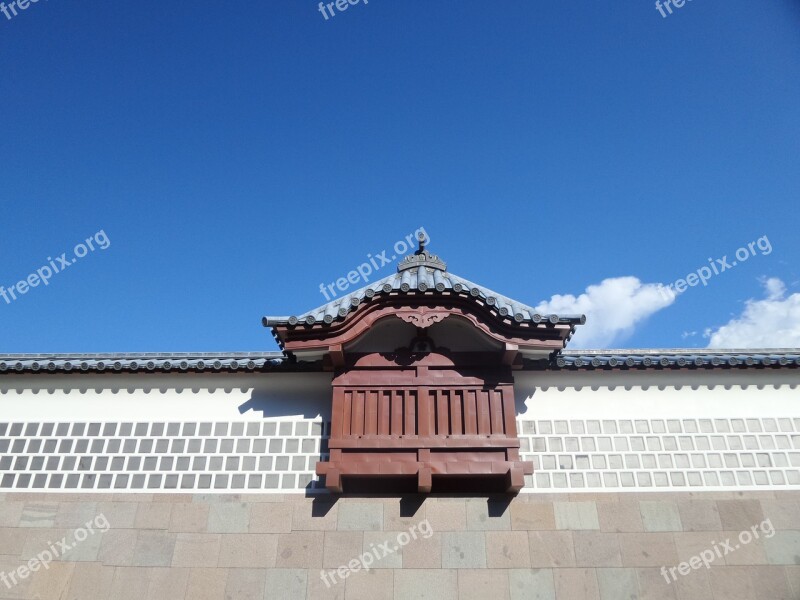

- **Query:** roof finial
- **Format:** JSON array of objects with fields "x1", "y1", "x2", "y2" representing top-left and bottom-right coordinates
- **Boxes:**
[
  {"x1": 416, "y1": 232, "x2": 426, "y2": 255},
  {"x1": 397, "y1": 232, "x2": 447, "y2": 272}
]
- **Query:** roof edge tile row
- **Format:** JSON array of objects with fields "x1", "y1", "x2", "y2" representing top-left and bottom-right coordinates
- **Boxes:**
[
  {"x1": 541, "y1": 350, "x2": 800, "y2": 370},
  {"x1": 0, "y1": 350, "x2": 798, "y2": 375},
  {"x1": 0, "y1": 353, "x2": 291, "y2": 374}
]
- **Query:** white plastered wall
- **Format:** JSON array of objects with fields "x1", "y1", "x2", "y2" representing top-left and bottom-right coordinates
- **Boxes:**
[
  {"x1": 0, "y1": 372, "x2": 332, "y2": 421},
  {"x1": 515, "y1": 369, "x2": 800, "y2": 492},
  {"x1": 0, "y1": 368, "x2": 797, "y2": 493}
]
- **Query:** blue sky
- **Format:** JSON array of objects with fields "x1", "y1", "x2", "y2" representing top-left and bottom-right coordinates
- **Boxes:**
[{"x1": 1, "y1": 1, "x2": 798, "y2": 353}]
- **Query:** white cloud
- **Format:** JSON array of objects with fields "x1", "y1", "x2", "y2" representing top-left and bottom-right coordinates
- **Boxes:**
[
  {"x1": 764, "y1": 277, "x2": 786, "y2": 300},
  {"x1": 706, "y1": 278, "x2": 800, "y2": 348},
  {"x1": 535, "y1": 277, "x2": 675, "y2": 349}
]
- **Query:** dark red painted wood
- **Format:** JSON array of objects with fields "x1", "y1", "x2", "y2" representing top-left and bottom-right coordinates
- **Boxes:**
[
  {"x1": 311, "y1": 302, "x2": 540, "y2": 492},
  {"x1": 464, "y1": 389, "x2": 477, "y2": 435},
  {"x1": 477, "y1": 391, "x2": 491, "y2": 435}
]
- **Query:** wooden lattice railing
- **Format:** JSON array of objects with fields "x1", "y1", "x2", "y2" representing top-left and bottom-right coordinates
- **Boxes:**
[{"x1": 318, "y1": 380, "x2": 532, "y2": 492}]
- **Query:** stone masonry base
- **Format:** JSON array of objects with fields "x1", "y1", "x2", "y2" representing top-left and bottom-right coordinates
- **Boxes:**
[{"x1": 0, "y1": 491, "x2": 798, "y2": 599}]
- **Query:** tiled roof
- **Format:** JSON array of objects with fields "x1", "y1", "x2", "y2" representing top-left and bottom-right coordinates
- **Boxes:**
[
  {"x1": 541, "y1": 349, "x2": 800, "y2": 370},
  {"x1": 262, "y1": 248, "x2": 586, "y2": 329},
  {"x1": 2, "y1": 349, "x2": 798, "y2": 375},
  {"x1": 5, "y1": 246, "x2": 797, "y2": 376},
  {"x1": 0, "y1": 352, "x2": 291, "y2": 374}
]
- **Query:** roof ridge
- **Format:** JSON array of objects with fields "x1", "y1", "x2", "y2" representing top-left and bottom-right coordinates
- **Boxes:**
[{"x1": 263, "y1": 266, "x2": 585, "y2": 328}]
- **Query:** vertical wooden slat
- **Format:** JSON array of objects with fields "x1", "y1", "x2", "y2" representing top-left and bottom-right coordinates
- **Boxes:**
[
  {"x1": 331, "y1": 388, "x2": 345, "y2": 440},
  {"x1": 379, "y1": 390, "x2": 391, "y2": 436},
  {"x1": 406, "y1": 389, "x2": 418, "y2": 436},
  {"x1": 464, "y1": 389, "x2": 478, "y2": 434},
  {"x1": 416, "y1": 388, "x2": 431, "y2": 437},
  {"x1": 450, "y1": 390, "x2": 463, "y2": 435},
  {"x1": 490, "y1": 389, "x2": 504, "y2": 435},
  {"x1": 431, "y1": 389, "x2": 439, "y2": 435},
  {"x1": 477, "y1": 390, "x2": 491, "y2": 435},
  {"x1": 429, "y1": 389, "x2": 437, "y2": 434},
  {"x1": 502, "y1": 386, "x2": 517, "y2": 436},
  {"x1": 365, "y1": 390, "x2": 378, "y2": 435},
  {"x1": 437, "y1": 390, "x2": 449, "y2": 435},
  {"x1": 430, "y1": 389, "x2": 437, "y2": 435},
  {"x1": 342, "y1": 390, "x2": 352, "y2": 437},
  {"x1": 352, "y1": 390, "x2": 365, "y2": 436},
  {"x1": 391, "y1": 389, "x2": 403, "y2": 436}
]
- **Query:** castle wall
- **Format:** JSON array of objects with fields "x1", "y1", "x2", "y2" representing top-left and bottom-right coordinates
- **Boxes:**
[{"x1": 0, "y1": 370, "x2": 797, "y2": 494}]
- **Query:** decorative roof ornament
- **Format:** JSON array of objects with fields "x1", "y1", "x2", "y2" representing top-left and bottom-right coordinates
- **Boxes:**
[
  {"x1": 263, "y1": 232, "x2": 586, "y2": 328},
  {"x1": 397, "y1": 232, "x2": 447, "y2": 272}
]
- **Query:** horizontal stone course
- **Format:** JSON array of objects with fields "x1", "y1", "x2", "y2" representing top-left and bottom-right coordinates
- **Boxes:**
[{"x1": 0, "y1": 491, "x2": 795, "y2": 598}]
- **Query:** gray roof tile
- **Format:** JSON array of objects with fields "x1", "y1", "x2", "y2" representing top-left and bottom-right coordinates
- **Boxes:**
[
  {"x1": 543, "y1": 349, "x2": 800, "y2": 370},
  {"x1": 0, "y1": 349, "x2": 797, "y2": 375},
  {"x1": 262, "y1": 251, "x2": 586, "y2": 329},
  {"x1": 0, "y1": 352, "x2": 288, "y2": 374}
]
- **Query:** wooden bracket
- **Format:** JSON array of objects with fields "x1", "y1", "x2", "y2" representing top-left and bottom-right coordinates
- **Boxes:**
[
  {"x1": 329, "y1": 344, "x2": 344, "y2": 368},
  {"x1": 502, "y1": 343, "x2": 519, "y2": 366}
]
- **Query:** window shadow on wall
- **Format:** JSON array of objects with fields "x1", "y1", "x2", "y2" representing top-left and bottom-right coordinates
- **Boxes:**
[
  {"x1": 236, "y1": 374, "x2": 331, "y2": 420},
  {"x1": 236, "y1": 378, "x2": 334, "y2": 495},
  {"x1": 305, "y1": 491, "x2": 513, "y2": 519}
]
